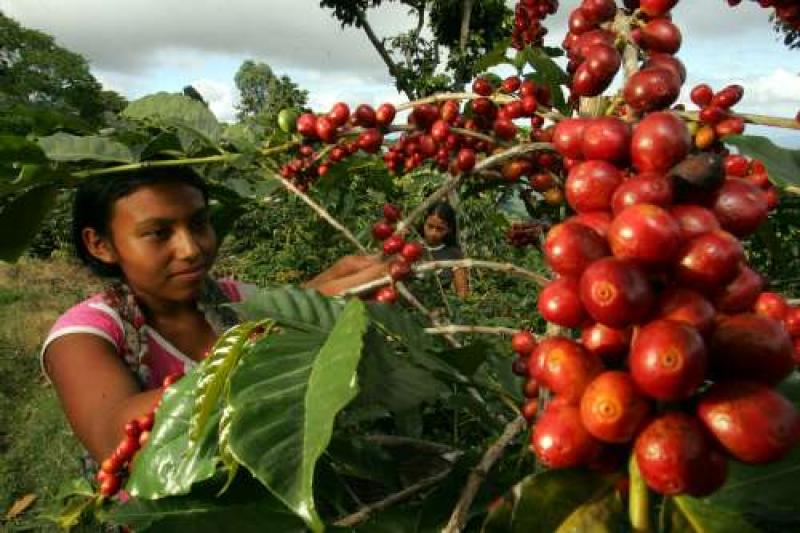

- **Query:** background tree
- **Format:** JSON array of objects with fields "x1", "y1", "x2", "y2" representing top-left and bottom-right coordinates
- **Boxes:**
[
  {"x1": 318, "y1": 0, "x2": 512, "y2": 98},
  {"x1": 0, "y1": 11, "x2": 126, "y2": 134},
  {"x1": 234, "y1": 59, "x2": 308, "y2": 127}
]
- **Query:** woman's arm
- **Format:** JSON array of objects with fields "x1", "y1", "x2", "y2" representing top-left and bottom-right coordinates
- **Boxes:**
[
  {"x1": 453, "y1": 267, "x2": 470, "y2": 298},
  {"x1": 44, "y1": 335, "x2": 163, "y2": 462},
  {"x1": 303, "y1": 254, "x2": 388, "y2": 296}
]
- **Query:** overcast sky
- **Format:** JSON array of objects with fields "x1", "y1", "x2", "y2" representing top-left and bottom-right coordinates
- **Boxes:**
[{"x1": 2, "y1": 0, "x2": 799, "y2": 146}]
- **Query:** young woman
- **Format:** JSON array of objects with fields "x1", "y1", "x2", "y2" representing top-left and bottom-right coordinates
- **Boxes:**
[
  {"x1": 419, "y1": 201, "x2": 469, "y2": 298},
  {"x1": 42, "y1": 167, "x2": 387, "y2": 463}
]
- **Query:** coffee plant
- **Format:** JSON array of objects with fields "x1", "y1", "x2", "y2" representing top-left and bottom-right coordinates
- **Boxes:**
[{"x1": 3, "y1": 0, "x2": 800, "y2": 531}]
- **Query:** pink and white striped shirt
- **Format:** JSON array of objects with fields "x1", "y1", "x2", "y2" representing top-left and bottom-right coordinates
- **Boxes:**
[{"x1": 41, "y1": 279, "x2": 249, "y2": 389}]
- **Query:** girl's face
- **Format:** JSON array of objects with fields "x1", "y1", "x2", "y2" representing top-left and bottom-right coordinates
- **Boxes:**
[
  {"x1": 423, "y1": 214, "x2": 450, "y2": 246},
  {"x1": 87, "y1": 182, "x2": 217, "y2": 308}
]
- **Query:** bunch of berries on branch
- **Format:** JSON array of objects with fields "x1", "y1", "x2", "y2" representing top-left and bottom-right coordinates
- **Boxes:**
[
  {"x1": 287, "y1": 77, "x2": 560, "y2": 184},
  {"x1": 95, "y1": 373, "x2": 183, "y2": 498},
  {"x1": 513, "y1": 0, "x2": 560, "y2": 50},
  {"x1": 370, "y1": 203, "x2": 425, "y2": 304},
  {"x1": 512, "y1": 0, "x2": 800, "y2": 499},
  {"x1": 725, "y1": 0, "x2": 800, "y2": 32}
]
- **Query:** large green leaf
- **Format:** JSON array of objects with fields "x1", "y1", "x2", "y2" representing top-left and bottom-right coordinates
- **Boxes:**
[
  {"x1": 0, "y1": 185, "x2": 58, "y2": 261},
  {"x1": 106, "y1": 476, "x2": 305, "y2": 533},
  {"x1": 226, "y1": 299, "x2": 369, "y2": 532},
  {"x1": 473, "y1": 37, "x2": 513, "y2": 73},
  {"x1": 232, "y1": 285, "x2": 344, "y2": 334},
  {"x1": 554, "y1": 491, "x2": 624, "y2": 532},
  {"x1": 523, "y1": 47, "x2": 569, "y2": 86},
  {"x1": 125, "y1": 368, "x2": 222, "y2": 499},
  {"x1": 668, "y1": 496, "x2": 760, "y2": 533},
  {"x1": 37, "y1": 132, "x2": 135, "y2": 163},
  {"x1": 0, "y1": 135, "x2": 47, "y2": 164},
  {"x1": 723, "y1": 135, "x2": 800, "y2": 187},
  {"x1": 190, "y1": 320, "x2": 272, "y2": 444},
  {"x1": 509, "y1": 470, "x2": 615, "y2": 533},
  {"x1": 122, "y1": 92, "x2": 222, "y2": 147},
  {"x1": 352, "y1": 329, "x2": 450, "y2": 418}
]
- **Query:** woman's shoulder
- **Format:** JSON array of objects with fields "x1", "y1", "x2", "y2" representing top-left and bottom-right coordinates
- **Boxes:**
[
  {"x1": 431, "y1": 244, "x2": 464, "y2": 260},
  {"x1": 215, "y1": 278, "x2": 257, "y2": 303},
  {"x1": 43, "y1": 293, "x2": 126, "y2": 352}
]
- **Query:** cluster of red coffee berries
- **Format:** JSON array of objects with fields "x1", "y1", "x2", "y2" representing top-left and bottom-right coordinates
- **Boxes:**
[
  {"x1": 370, "y1": 203, "x2": 425, "y2": 304},
  {"x1": 690, "y1": 83, "x2": 747, "y2": 149},
  {"x1": 512, "y1": 103, "x2": 800, "y2": 496},
  {"x1": 564, "y1": 1, "x2": 622, "y2": 98},
  {"x1": 96, "y1": 373, "x2": 182, "y2": 498},
  {"x1": 512, "y1": 0, "x2": 559, "y2": 51},
  {"x1": 725, "y1": 0, "x2": 800, "y2": 31},
  {"x1": 281, "y1": 102, "x2": 396, "y2": 189}
]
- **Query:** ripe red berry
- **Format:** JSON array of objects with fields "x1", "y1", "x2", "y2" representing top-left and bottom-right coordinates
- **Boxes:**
[
  {"x1": 629, "y1": 320, "x2": 708, "y2": 401},
  {"x1": 375, "y1": 103, "x2": 396, "y2": 127},
  {"x1": 372, "y1": 220, "x2": 394, "y2": 241},
  {"x1": 608, "y1": 204, "x2": 682, "y2": 266},
  {"x1": 690, "y1": 84, "x2": 714, "y2": 107},
  {"x1": 400, "y1": 242, "x2": 424, "y2": 263},
  {"x1": 698, "y1": 381, "x2": 800, "y2": 464},
  {"x1": 456, "y1": 148, "x2": 476, "y2": 172},
  {"x1": 631, "y1": 112, "x2": 691, "y2": 173},
  {"x1": 538, "y1": 277, "x2": 587, "y2": 328},
  {"x1": 296, "y1": 113, "x2": 318, "y2": 138},
  {"x1": 634, "y1": 412, "x2": 714, "y2": 496},
  {"x1": 375, "y1": 285, "x2": 398, "y2": 304},
  {"x1": 532, "y1": 405, "x2": 602, "y2": 468},
  {"x1": 328, "y1": 102, "x2": 350, "y2": 127},
  {"x1": 472, "y1": 77, "x2": 493, "y2": 96},
  {"x1": 137, "y1": 413, "x2": 154, "y2": 432},
  {"x1": 99, "y1": 474, "x2": 122, "y2": 497},
  {"x1": 754, "y1": 291, "x2": 790, "y2": 322},
  {"x1": 354, "y1": 104, "x2": 377, "y2": 127},
  {"x1": 579, "y1": 258, "x2": 655, "y2": 328},
  {"x1": 382, "y1": 234, "x2": 405, "y2": 255},
  {"x1": 383, "y1": 203, "x2": 401, "y2": 222},
  {"x1": 511, "y1": 330, "x2": 537, "y2": 355},
  {"x1": 544, "y1": 222, "x2": 610, "y2": 278},
  {"x1": 388, "y1": 259, "x2": 412, "y2": 281},
  {"x1": 581, "y1": 371, "x2": 651, "y2": 443},
  {"x1": 532, "y1": 337, "x2": 602, "y2": 404}
]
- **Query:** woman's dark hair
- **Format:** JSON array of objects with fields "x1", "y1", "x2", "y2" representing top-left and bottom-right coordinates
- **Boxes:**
[
  {"x1": 422, "y1": 201, "x2": 459, "y2": 247},
  {"x1": 72, "y1": 166, "x2": 209, "y2": 277}
]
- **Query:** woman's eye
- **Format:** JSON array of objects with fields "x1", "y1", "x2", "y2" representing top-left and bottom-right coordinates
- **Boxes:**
[{"x1": 146, "y1": 228, "x2": 170, "y2": 240}]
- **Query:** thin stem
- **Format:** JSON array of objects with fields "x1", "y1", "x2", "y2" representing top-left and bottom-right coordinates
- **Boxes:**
[
  {"x1": 629, "y1": 455, "x2": 651, "y2": 533},
  {"x1": 424, "y1": 325, "x2": 520, "y2": 336},
  {"x1": 442, "y1": 417, "x2": 527, "y2": 533},
  {"x1": 72, "y1": 154, "x2": 238, "y2": 178},
  {"x1": 273, "y1": 171, "x2": 366, "y2": 252},
  {"x1": 395, "y1": 92, "x2": 566, "y2": 122},
  {"x1": 259, "y1": 140, "x2": 301, "y2": 156},
  {"x1": 395, "y1": 142, "x2": 554, "y2": 234},
  {"x1": 677, "y1": 110, "x2": 800, "y2": 131},
  {"x1": 342, "y1": 258, "x2": 549, "y2": 297},
  {"x1": 333, "y1": 467, "x2": 454, "y2": 527}
]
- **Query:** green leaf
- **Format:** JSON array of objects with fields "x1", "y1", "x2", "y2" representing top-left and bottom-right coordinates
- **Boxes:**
[
  {"x1": 125, "y1": 368, "x2": 222, "y2": 499},
  {"x1": 107, "y1": 476, "x2": 305, "y2": 533},
  {"x1": 122, "y1": 92, "x2": 222, "y2": 147},
  {"x1": 554, "y1": 491, "x2": 625, "y2": 532},
  {"x1": 723, "y1": 135, "x2": 800, "y2": 188},
  {"x1": 190, "y1": 320, "x2": 272, "y2": 443},
  {"x1": 435, "y1": 340, "x2": 491, "y2": 378},
  {"x1": 523, "y1": 47, "x2": 569, "y2": 86},
  {"x1": 509, "y1": 470, "x2": 614, "y2": 533},
  {"x1": 232, "y1": 285, "x2": 344, "y2": 334},
  {"x1": 473, "y1": 37, "x2": 513, "y2": 73},
  {"x1": 669, "y1": 496, "x2": 760, "y2": 533},
  {"x1": 37, "y1": 132, "x2": 135, "y2": 163},
  {"x1": 0, "y1": 135, "x2": 47, "y2": 163},
  {"x1": 352, "y1": 329, "x2": 449, "y2": 418},
  {"x1": 0, "y1": 185, "x2": 58, "y2": 261},
  {"x1": 226, "y1": 299, "x2": 370, "y2": 532}
]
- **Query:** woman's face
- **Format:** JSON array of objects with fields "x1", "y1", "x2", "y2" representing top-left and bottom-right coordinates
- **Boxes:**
[
  {"x1": 89, "y1": 182, "x2": 217, "y2": 307},
  {"x1": 423, "y1": 214, "x2": 450, "y2": 246}
]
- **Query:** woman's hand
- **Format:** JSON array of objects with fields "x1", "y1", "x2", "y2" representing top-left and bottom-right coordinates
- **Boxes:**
[{"x1": 304, "y1": 254, "x2": 388, "y2": 296}]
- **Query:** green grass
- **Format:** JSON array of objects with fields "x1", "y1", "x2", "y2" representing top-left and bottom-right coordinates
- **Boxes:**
[{"x1": 0, "y1": 258, "x2": 101, "y2": 531}]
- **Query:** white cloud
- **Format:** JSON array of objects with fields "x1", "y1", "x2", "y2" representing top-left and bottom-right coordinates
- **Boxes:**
[{"x1": 190, "y1": 78, "x2": 237, "y2": 123}]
